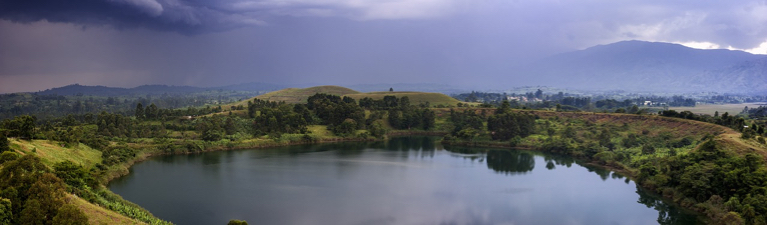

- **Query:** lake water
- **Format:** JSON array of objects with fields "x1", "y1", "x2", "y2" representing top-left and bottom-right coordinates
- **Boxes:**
[{"x1": 109, "y1": 136, "x2": 700, "y2": 225}]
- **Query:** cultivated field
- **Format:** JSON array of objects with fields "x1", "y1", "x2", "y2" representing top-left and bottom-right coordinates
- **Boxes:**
[{"x1": 666, "y1": 102, "x2": 766, "y2": 115}]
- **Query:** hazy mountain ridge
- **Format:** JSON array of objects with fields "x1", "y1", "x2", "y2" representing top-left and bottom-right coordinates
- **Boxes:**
[
  {"x1": 35, "y1": 82, "x2": 285, "y2": 96},
  {"x1": 36, "y1": 84, "x2": 208, "y2": 96},
  {"x1": 24, "y1": 41, "x2": 767, "y2": 96},
  {"x1": 690, "y1": 57, "x2": 767, "y2": 94},
  {"x1": 515, "y1": 40, "x2": 766, "y2": 94}
]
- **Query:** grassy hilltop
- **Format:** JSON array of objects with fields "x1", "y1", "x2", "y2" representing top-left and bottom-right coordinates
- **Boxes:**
[
  {"x1": 225, "y1": 86, "x2": 360, "y2": 107},
  {"x1": 226, "y1": 85, "x2": 467, "y2": 108},
  {"x1": 345, "y1": 91, "x2": 463, "y2": 107}
]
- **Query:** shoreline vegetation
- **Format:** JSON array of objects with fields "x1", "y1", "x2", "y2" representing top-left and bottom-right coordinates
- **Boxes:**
[
  {"x1": 99, "y1": 130, "x2": 448, "y2": 184},
  {"x1": 1, "y1": 88, "x2": 766, "y2": 225},
  {"x1": 440, "y1": 110, "x2": 766, "y2": 225}
]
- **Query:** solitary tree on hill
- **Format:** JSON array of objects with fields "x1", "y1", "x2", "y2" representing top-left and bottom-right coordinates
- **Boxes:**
[{"x1": 389, "y1": 87, "x2": 393, "y2": 92}]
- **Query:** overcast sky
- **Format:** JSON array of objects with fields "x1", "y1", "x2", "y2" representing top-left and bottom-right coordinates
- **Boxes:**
[{"x1": 2, "y1": 0, "x2": 767, "y2": 93}]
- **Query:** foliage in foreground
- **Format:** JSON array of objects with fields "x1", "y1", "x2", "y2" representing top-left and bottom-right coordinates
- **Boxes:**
[
  {"x1": 0, "y1": 154, "x2": 89, "y2": 225},
  {"x1": 636, "y1": 140, "x2": 767, "y2": 224}
]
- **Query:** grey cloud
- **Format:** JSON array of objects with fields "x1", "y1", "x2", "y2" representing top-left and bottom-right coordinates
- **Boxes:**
[
  {"x1": 2, "y1": 0, "x2": 765, "y2": 49},
  {"x1": 0, "y1": 0, "x2": 264, "y2": 34},
  {"x1": 2, "y1": 0, "x2": 767, "y2": 93}
]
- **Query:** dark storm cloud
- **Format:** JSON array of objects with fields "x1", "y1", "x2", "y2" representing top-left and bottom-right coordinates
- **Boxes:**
[
  {"x1": 1, "y1": 0, "x2": 767, "y2": 93},
  {"x1": 0, "y1": 0, "x2": 265, "y2": 34},
  {"x1": 2, "y1": 0, "x2": 766, "y2": 47}
]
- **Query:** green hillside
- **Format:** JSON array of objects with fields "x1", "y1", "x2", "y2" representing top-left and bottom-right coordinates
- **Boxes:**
[
  {"x1": 227, "y1": 85, "x2": 360, "y2": 106},
  {"x1": 344, "y1": 91, "x2": 464, "y2": 106},
  {"x1": 226, "y1": 86, "x2": 469, "y2": 107}
]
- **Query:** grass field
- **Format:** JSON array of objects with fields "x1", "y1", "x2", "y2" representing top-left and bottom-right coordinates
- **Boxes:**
[
  {"x1": 664, "y1": 102, "x2": 767, "y2": 115},
  {"x1": 9, "y1": 139, "x2": 102, "y2": 168},
  {"x1": 344, "y1": 91, "x2": 464, "y2": 106}
]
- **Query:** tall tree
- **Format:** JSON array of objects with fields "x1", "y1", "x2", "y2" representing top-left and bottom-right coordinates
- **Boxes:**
[
  {"x1": 388, "y1": 109, "x2": 401, "y2": 129},
  {"x1": 0, "y1": 134, "x2": 9, "y2": 153},
  {"x1": 0, "y1": 198, "x2": 11, "y2": 225},
  {"x1": 19, "y1": 199, "x2": 45, "y2": 225},
  {"x1": 496, "y1": 100, "x2": 511, "y2": 114},
  {"x1": 26, "y1": 173, "x2": 66, "y2": 223},
  {"x1": 422, "y1": 109, "x2": 435, "y2": 130},
  {"x1": 487, "y1": 112, "x2": 536, "y2": 141},
  {"x1": 145, "y1": 103, "x2": 159, "y2": 120},
  {"x1": 135, "y1": 103, "x2": 144, "y2": 119},
  {"x1": 52, "y1": 204, "x2": 88, "y2": 225}
]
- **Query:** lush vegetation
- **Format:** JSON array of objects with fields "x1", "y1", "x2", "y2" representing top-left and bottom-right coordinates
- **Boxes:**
[
  {"x1": 0, "y1": 88, "x2": 262, "y2": 121},
  {"x1": 0, "y1": 154, "x2": 89, "y2": 225},
  {"x1": 1, "y1": 85, "x2": 765, "y2": 224},
  {"x1": 439, "y1": 100, "x2": 767, "y2": 224},
  {"x1": 0, "y1": 90, "x2": 444, "y2": 224},
  {"x1": 659, "y1": 110, "x2": 766, "y2": 141}
]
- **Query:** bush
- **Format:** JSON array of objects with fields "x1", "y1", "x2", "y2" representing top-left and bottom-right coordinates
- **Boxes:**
[
  {"x1": 52, "y1": 204, "x2": 88, "y2": 225},
  {"x1": 642, "y1": 145, "x2": 655, "y2": 155},
  {"x1": 333, "y1": 119, "x2": 357, "y2": 137},
  {"x1": 368, "y1": 121, "x2": 387, "y2": 138},
  {"x1": 0, "y1": 152, "x2": 19, "y2": 164}
]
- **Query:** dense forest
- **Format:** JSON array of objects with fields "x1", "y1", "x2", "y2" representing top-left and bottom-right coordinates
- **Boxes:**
[{"x1": 0, "y1": 89, "x2": 265, "y2": 121}]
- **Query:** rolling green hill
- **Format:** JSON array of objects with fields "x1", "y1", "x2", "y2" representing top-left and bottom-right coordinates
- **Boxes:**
[
  {"x1": 344, "y1": 91, "x2": 465, "y2": 106},
  {"x1": 226, "y1": 86, "x2": 470, "y2": 107},
  {"x1": 226, "y1": 85, "x2": 360, "y2": 106}
]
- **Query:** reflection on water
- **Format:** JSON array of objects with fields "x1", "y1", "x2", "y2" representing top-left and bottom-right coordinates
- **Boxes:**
[
  {"x1": 637, "y1": 186, "x2": 700, "y2": 225},
  {"x1": 486, "y1": 150, "x2": 535, "y2": 174},
  {"x1": 110, "y1": 136, "x2": 700, "y2": 225}
]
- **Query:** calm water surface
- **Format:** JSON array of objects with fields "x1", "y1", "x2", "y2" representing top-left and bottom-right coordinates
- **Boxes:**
[{"x1": 109, "y1": 137, "x2": 700, "y2": 225}]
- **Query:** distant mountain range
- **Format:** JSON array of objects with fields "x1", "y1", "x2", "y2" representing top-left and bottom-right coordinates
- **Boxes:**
[
  {"x1": 36, "y1": 82, "x2": 287, "y2": 96},
  {"x1": 28, "y1": 40, "x2": 767, "y2": 96},
  {"x1": 512, "y1": 40, "x2": 767, "y2": 94},
  {"x1": 33, "y1": 82, "x2": 467, "y2": 96}
]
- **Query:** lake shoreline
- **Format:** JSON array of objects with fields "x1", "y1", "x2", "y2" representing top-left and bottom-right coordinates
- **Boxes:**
[
  {"x1": 440, "y1": 139, "x2": 710, "y2": 224},
  {"x1": 109, "y1": 135, "x2": 702, "y2": 225},
  {"x1": 102, "y1": 128, "x2": 715, "y2": 224},
  {"x1": 102, "y1": 130, "x2": 447, "y2": 184}
]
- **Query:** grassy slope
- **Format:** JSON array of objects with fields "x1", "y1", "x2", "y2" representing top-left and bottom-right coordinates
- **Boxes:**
[
  {"x1": 7, "y1": 139, "x2": 154, "y2": 225},
  {"x1": 209, "y1": 86, "x2": 473, "y2": 117},
  {"x1": 662, "y1": 102, "x2": 767, "y2": 115},
  {"x1": 443, "y1": 108, "x2": 765, "y2": 159},
  {"x1": 223, "y1": 86, "x2": 472, "y2": 109},
  {"x1": 344, "y1": 91, "x2": 465, "y2": 106},
  {"x1": 67, "y1": 194, "x2": 145, "y2": 225},
  {"x1": 9, "y1": 139, "x2": 102, "y2": 167},
  {"x1": 453, "y1": 109, "x2": 767, "y2": 168}
]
